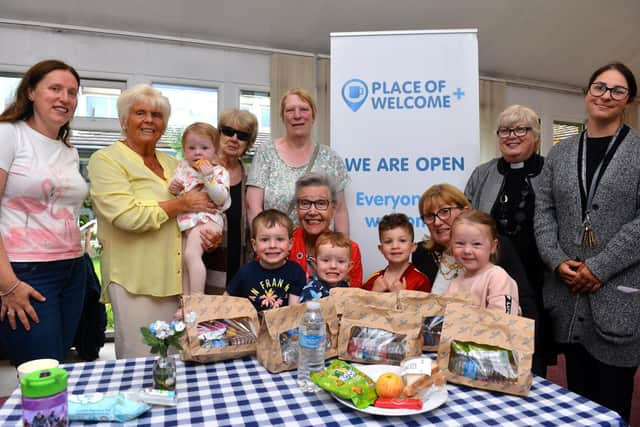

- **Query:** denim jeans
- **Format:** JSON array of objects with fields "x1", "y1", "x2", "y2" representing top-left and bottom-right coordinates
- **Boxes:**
[{"x1": 0, "y1": 257, "x2": 87, "y2": 365}]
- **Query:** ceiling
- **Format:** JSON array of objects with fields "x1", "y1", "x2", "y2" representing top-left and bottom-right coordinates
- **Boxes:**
[{"x1": 1, "y1": 0, "x2": 639, "y2": 89}]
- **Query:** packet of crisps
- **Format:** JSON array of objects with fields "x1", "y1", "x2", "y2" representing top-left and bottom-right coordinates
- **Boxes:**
[{"x1": 310, "y1": 360, "x2": 377, "y2": 409}]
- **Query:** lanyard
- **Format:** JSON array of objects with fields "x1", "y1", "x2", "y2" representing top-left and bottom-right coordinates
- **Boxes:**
[{"x1": 580, "y1": 127, "x2": 622, "y2": 215}]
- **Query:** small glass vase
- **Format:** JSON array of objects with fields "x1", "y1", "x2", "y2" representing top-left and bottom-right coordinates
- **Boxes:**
[{"x1": 152, "y1": 354, "x2": 177, "y2": 391}]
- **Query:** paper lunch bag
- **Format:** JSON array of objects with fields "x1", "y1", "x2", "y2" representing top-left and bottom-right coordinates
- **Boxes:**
[
  {"x1": 256, "y1": 297, "x2": 339, "y2": 373},
  {"x1": 180, "y1": 295, "x2": 260, "y2": 363},
  {"x1": 437, "y1": 302, "x2": 534, "y2": 396}
]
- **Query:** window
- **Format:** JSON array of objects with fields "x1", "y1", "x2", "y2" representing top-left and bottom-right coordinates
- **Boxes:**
[
  {"x1": 76, "y1": 80, "x2": 124, "y2": 119},
  {"x1": 553, "y1": 121, "x2": 584, "y2": 145},
  {"x1": 0, "y1": 75, "x2": 21, "y2": 112},
  {"x1": 240, "y1": 90, "x2": 271, "y2": 158},
  {"x1": 153, "y1": 83, "x2": 218, "y2": 152}
]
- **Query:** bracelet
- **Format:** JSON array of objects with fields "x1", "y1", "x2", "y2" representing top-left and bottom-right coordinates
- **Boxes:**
[{"x1": 0, "y1": 279, "x2": 22, "y2": 297}]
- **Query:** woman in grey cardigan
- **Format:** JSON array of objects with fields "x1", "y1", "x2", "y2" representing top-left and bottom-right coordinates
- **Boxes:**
[{"x1": 534, "y1": 62, "x2": 639, "y2": 421}]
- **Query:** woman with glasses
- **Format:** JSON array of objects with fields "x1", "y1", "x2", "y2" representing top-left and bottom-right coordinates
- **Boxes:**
[
  {"x1": 202, "y1": 109, "x2": 258, "y2": 292},
  {"x1": 464, "y1": 105, "x2": 550, "y2": 376},
  {"x1": 412, "y1": 183, "x2": 534, "y2": 308},
  {"x1": 289, "y1": 172, "x2": 363, "y2": 287},
  {"x1": 246, "y1": 88, "x2": 350, "y2": 233},
  {"x1": 535, "y1": 62, "x2": 639, "y2": 421}
]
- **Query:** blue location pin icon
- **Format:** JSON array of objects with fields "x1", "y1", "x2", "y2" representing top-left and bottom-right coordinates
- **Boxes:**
[{"x1": 341, "y1": 79, "x2": 368, "y2": 112}]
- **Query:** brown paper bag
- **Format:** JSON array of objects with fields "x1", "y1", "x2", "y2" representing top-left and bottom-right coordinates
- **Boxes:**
[
  {"x1": 437, "y1": 302, "x2": 534, "y2": 396},
  {"x1": 397, "y1": 290, "x2": 471, "y2": 352},
  {"x1": 180, "y1": 295, "x2": 260, "y2": 363},
  {"x1": 329, "y1": 287, "x2": 398, "y2": 317},
  {"x1": 337, "y1": 305, "x2": 422, "y2": 365},
  {"x1": 256, "y1": 297, "x2": 339, "y2": 373}
]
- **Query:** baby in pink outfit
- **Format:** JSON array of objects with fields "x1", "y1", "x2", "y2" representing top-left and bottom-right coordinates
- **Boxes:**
[{"x1": 169, "y1": 122, "x2": 230, "y2": 298}]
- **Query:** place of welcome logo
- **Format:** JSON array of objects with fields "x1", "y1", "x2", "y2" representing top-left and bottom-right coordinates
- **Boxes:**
[
  {"x1": 341, "y1": 79, "x2": 368, "y2": 112},
  {"x1": 341, "y1": 78, "x2": 466, "y2": 112}
]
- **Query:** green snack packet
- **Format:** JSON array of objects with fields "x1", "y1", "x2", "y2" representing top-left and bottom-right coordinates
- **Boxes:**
[{"x1": 311, "y1": 360, "x2": 377, "y2": 409}]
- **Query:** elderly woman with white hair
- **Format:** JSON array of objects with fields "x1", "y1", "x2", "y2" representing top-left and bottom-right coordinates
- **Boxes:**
[
  {"x1": 88, "y1": 84, "x2": 217, "y2": 358},
  {"x1": 464, "y1": 104, "x2": 552, "y2": 376}
]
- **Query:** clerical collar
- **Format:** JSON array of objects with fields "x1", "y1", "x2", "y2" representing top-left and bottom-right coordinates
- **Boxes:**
[{"x1": 510, "y1": 162, "x2": 524, "y2": 169}]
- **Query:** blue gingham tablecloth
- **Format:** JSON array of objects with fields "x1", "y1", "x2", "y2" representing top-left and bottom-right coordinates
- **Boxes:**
[{"x1": 0, "y1": 355, "x2": 625, "y2": 427}]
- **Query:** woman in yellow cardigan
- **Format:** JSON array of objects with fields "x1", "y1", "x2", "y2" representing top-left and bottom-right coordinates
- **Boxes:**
[{"x1": 88, "y1": 84, "x2": 218, "y2": 358}]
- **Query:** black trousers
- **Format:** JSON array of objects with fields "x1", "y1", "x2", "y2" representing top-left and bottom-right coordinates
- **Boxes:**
[{"x1": 562, "y1": 343, "x2": 636, "y2": 422}]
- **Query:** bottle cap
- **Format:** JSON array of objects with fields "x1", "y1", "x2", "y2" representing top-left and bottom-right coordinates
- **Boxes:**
[{"x1": 21, "y1": 368, "x2": 68, "y2": 398}]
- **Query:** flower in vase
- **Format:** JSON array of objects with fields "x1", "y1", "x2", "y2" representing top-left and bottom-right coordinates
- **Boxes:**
[{"x1": 141, "y1": 320, "x2": 185, "y2": 357}]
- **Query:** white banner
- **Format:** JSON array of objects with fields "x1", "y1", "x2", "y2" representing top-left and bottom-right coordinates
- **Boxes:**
[{"x1": 331, "y1": 29, "x2": 479, "y2": 278}]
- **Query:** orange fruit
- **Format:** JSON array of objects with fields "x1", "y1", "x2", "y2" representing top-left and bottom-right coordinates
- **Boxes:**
[{"x1": 375, "y1": 372, "x2": 404, "y2": 398}]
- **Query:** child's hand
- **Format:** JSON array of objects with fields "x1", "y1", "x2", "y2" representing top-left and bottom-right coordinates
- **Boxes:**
[
  {"x1": 197, "y1": 160, "x2": 215, "y2": 177},
  {"x1": 371, "y1": 276, "x2": 390, "y2": 292},
  {"x1": 168, "y1": 178, "x2": 184, "y2": 195},
  {"x1": 389, "y1": 277, "x2": 407, "y2": 292}
]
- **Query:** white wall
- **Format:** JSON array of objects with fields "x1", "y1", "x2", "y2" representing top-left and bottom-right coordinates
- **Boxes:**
[
  {"x1": 0, "y1": 25, "x2": 271, "y2": 113},
  {"x1": 505, "y1": 85, "x2": 584, "y2": 155}
]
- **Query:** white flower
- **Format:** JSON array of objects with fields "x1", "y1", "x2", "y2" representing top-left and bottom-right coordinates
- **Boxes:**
[
  {"x1": 154, "y1": 321, "x2": 171, "y2": 339},
  {"x1": 173, "y1": 321, "x2": 185, "y2": 332}
]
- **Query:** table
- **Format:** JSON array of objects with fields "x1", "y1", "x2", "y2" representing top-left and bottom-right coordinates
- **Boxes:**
[{"x1": 0, "y1": 356, "x2": 624, "y2": 426}]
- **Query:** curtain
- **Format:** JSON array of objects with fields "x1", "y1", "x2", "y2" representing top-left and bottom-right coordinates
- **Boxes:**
[
  {"x1": 270, "y1": 53, "x2": 315, "y2": 141},
  {"x1": 479, "y1": 79, "x2": 507, "y2": 163},
  {"x1": 316, "y1": 58, "x2": 330, "y2": 146}
]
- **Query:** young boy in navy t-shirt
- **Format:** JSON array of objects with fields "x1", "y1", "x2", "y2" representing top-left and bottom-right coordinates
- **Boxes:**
[{"x1": 225, "y1": 209, "x2": 304, "y2": 311}]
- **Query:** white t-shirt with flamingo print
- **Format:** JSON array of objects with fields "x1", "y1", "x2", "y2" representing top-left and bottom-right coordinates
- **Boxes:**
[{"x1": 0, "y1": 121, "x2": 88, "y2": 262}]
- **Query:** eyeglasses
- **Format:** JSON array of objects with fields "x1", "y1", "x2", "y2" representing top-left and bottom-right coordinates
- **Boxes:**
[
  {"x1": 421, "y1": 206, "x2": 462, "y2": 224},
  {"x1": 220, "y1": 126, "x2": 251, "y2": 142},
  {"x1": 497, "y1": 126, "x2": 531, "y2": 138},
  {"x1": 588, "y1": 82, "x2": 629, "y2": 101},
  {"x1": 296, "y1": 199, "x2": 331, "y2": 211}
]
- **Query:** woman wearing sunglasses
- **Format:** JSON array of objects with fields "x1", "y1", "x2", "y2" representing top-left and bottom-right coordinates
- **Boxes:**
[
  {"x1": 463, "y1": 105, "x2": 551, "y2": 376},
  {"x1": 535, "y1": 62, "x2": 639, "y2": 421},
  {"x1": 412, "y1": 183, "x2": 535, "y2": 308},
  {"x1": 202, "y1": 108, "x2": 258, "y2": 290},
  {"x1": 246, "y1": 88, "x2": 350, "y2": 234}
]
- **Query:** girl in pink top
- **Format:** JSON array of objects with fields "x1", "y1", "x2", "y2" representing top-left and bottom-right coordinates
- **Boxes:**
[
  {"x1": 169, "y1": 123, "x2": 230, "y2": 298},
  {"x1": 448, "y1": 209, "x2": 520, "y2": 315}
]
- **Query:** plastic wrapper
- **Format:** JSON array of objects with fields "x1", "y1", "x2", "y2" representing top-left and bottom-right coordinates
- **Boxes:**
[
  {"x1": 68, "y1": 392, "x2": 151, "y2": 422},
  {"x1": 197, "y1": 318, "x2": 256, "y2": 349},
  {"x1": 448, "y1": 340, "x2": 518, "y2": 384},
  {"x1": 423, "y1": 315, "x2": 443, "y2": 347},
  {"x1": 279, "y1": 328, "x2": 299, "y2": 365},
  {"x1": 346, "y1": 327, "x2": 406, "y2": 364},
  {"x1": 311, "y1": 360, "x2": 377, "y2": 409}
]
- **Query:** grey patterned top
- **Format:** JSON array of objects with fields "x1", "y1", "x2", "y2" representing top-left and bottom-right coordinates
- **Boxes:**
[{"x1": 247, "y1": 140, "x2": 350, "y2": 226}]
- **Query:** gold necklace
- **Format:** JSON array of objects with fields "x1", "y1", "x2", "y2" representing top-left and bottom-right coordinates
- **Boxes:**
[{"x1": 432, "y1": 251, "x2": 462, "y2": 280}]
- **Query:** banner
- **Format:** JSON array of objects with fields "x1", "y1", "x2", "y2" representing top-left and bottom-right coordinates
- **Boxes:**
[{"x1": 331, "y1": 29, "x2": 479, "y2": 278}]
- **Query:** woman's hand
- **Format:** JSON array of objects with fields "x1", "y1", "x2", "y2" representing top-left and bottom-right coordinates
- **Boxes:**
[
  {"x1": 200, "y1": 227, "x2": 223, "y2": 252},
  {"x1": 0, "y1": 281, "x2": 46, "y2": 331},
  {"x1": 181, "y1": 188, "x2": 215, "y2": 213},
  {"x1": 571, "y1": 264, "x2": 602, "y2": 294},
  {"x1": 557, "y1": 259, "x2": 581, "y2": 286}
]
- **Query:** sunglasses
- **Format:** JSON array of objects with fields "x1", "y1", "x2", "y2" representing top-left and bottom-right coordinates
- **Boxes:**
[{"x1": 220, "y1": 126, "x2": 251, "y2": 142}]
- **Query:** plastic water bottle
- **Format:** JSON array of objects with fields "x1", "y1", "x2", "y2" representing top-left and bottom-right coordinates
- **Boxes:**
[{"x1": 297, "y1": 301, "x2": 326, "y2": 392}]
